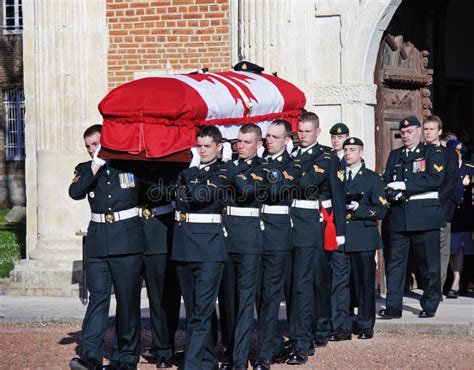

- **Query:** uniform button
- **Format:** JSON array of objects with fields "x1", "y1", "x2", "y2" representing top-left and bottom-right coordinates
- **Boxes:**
[
  {"x1": 346, "y1": 221, "x2": 349, "y2": 224},
  {"x1": 107, "y1": 181, "x2": 111, "y2": 185},
  {"x1": 108, "y1": 195, "x2": 112, "y2": 198},
  {"x1": 108, "y1": 207, "x2": 112, "y2": 211},
  {"x1": 404, "y1": 179, "x2": 407, "y2": 181},
  {"x1": 405, "y1": 169, "x2": 408, "y2": 172}
]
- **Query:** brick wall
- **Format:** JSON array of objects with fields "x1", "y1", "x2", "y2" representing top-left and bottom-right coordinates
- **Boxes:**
[{"x1": 106, "y1": 0, "x2": 231, "y2": 90}]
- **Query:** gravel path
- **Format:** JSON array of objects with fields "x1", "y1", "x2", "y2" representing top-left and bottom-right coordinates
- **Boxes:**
[{"x1": 1, "y1": 323, "x2": 473, "y2": 369}]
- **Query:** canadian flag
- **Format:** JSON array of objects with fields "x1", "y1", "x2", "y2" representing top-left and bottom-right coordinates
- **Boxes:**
[{"x1": 99, "y1": 71, "x2": 306, "y2": 158}]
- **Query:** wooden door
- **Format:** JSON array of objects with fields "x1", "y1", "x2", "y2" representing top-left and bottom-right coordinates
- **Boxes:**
[{"x1": 375, "y1": 34, "x2": 433, "y2": 172}]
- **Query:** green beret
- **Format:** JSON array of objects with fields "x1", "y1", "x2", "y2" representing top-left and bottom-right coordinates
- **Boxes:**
[
  {"x1": 343, "y1": 137, "x2": 364, "y2": 148},
  {"x1": 330, "y1": 122, "x2": 349, "y2": 135},
  {"x1": 399, "y1": 116, "x2": 421, "y2": 130}
]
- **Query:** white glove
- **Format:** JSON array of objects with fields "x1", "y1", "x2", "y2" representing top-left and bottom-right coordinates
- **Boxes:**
[
  {"x1": 222, "y1": 142, "x2": 233, "y2": 162},
  {"x1": 92, "y1": 144, "x2": 106, "y2": 167},
  {"x1": 336, "y1": 236, "x2": 345, "y2": 246},
  {"x1": 346, "y1": 201, "x2": 359, "y2": 211},
  {"x1": 189, "y1": 147, "x2": 200, "y2": 168},
  {"x1": 388, "y1": 181, "x2": 406, "y2": 191},
  {"x1": 286, "y1": 139, "x2": 294, "y2": 154},
  {"x1": 257, "y1": 146, "x2": 265, "y2": 158},
  {"x1": 394, "y1": 192, "x2": 403, "y2": 200}
]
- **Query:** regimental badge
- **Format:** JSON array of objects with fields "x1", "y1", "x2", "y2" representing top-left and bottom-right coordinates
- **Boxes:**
[
  {"x1": 462, "y1": 175, "x2": 470, "y2": 186},
  {"x1": 415, "y1": 148, "x2": 420, "y2": 153},
  {"x1": 413, "y1": 159, "x2": 426, "y2": 173},
  {"x1": 250, "y1": 173, "x2": 263, "y2": 181},
  {"x1": 206, "y1": 180, "x2": 217, "y2": 188},
  {"x1": 379, "y1": 196, "x2": 389, "y2": 206},
  {"x1": 242, "y1": 63, "x2": 248, "y2": 70},
  {"x1": 404, "y1": 120, "x2": 410, "y2": 126},
  {"x1": 119, "y1": 173, "x2": 136, "y2": 189},
  {"x1": 89, "y1": 191, "x2": 95, "y2": 198},
  {"x1": 246, "y1": 159, "x2": 252, "y2": 165},
  {"x1": 204, "y1": 167, "x2": 209, "y2": 172},
  {"x1": 349, "y1": 138, "x2": 355, "y2": 144},
  {"x1": 434, "y1": 164, "x2": 444, "y2": 172},
  {"x1": 277, "y1": 156, "x2": 282, "y2": 162},
  {"x1": 283, "y1": 170, "x2": 294, "y2": 180},
  {"x1": 313, "y1": 165, "x2": 325, "y2": 174},
  {"x1": 337, "y1": 127, "x2": 342, "y2": 134},
  {"x1": 337, "y1": 170, "x2": 344, "y2": 182},
  {"x1": 308, "y1": 149, "x2": 313, "y2": 155}
]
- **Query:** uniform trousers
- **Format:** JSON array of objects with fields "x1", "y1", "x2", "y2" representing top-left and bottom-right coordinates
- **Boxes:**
[
  {"x1": 312, "y1": 247, "x2": 333, "y2": 339},
  {"x1": 386, "y1": 230, "x2": 441, "y2": 312},
  {"x1": 82, "y1": 253, "x2": 143, "y2": 365},
  {"x1": 143, "y1": 254, "x2": 181, "y2": 359},
  {"x1": 177, "y1": 261, "x2": 224, "y2": 370}
]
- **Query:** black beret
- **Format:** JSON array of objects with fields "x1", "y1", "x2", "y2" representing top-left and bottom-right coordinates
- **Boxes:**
[
  {"x1": 343, "y1": 137, "x2": 364, "y2": 148},
  {"x1": 233, "y1": 61, "x2": 264, "y2": 74},
  {"x1": 330, "y1": 122, "x2": 350, "y2": 135},
  {"x1": 399, "y1": 116, "x2": 421, "y2": 130}
]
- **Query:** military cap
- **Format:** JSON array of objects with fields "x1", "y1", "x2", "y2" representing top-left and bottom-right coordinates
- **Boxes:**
[
  {"x1": 330, "y1": 122, "x2": 350, "y2": 135},
  {"x1": 343, "y1": 137, "x2": 364, "y2": 148},
  {"x1": 233, "y1": 61, "x2": 264, "y2": 74},
  {"x1": 399, "y1": 115, "x2": 421, "y2": 130},
  {"x1": 446, "y1": 139, "x2": 469, "y2": 154}
]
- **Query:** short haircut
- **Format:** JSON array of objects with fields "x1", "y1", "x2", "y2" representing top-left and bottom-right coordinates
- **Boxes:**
[
  {"x1": 83, "y1": 124, "x2": 102, "y2": 139},
  {"x1": 440, "y1": 131, "x2": 457, "y2": 142},
  {"x1": 271, "y1": 119, "x2": 292, "y2": 137},
  {"x1": 239, "y1": 123, "x2": 262, "y2": 141},
  {"x1": 423, "y1": 115, "x2": 443, "y2": 130},
  {"x1": 197, "y1": 125, "x2": 223, "y2": 144},
  {"x1": 299, "y1": 112, "x2": 319, "y2": 129}
]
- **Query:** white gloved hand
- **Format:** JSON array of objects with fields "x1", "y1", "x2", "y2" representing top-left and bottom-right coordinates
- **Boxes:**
[
  {"x1": 189, "y1": 147, "x2": 200, "y2": 168},
  {"x1": 92, "y1": 144, "x2": 106, "y2": 167},
  {"x1": 257, "y1": 146, "x2": 265, "y2": 158},
  {"x1": 222, "y1": 142, "x2": 233, "y2": 162},
  {"x1": 286, "y1": 139, "x2": 294, "y2": 154},
  {"x1": 336, "y1": 236, "x2": 345, "y2": 246},
  {"x1": 388, "y1": 181, "x2": 406, "y2": 191},
  {"x1": 394, "y1": 192, "x2": 403, "y2": 200},
  {"x1": 346, "y1": 201, "x2": 359, "y2": 211}
]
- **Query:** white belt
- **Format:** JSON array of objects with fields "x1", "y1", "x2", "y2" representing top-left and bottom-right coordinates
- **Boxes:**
[
  {"x1": 291, "y1": 199, "x2": 319, "y2": 209},
  {"x1": 260, "y1": 204, "x2": 290, "y2": 215},
  {"x1": 226, "y1": 206, "x2": 260, "y2": 217},
  {"x1": 409, "y1": 191, "x2": 439, "y2": 201},
  {"x1": 91, "y1": 207, "x2": 139, "y2": 223},
  {"x1": 175, "y1": 211, "x2": 222, "y2": 223}
]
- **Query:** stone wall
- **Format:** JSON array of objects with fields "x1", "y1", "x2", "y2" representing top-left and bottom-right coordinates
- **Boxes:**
[{"x1": 106, "y1": 0, "x2": 231, "y2": 89}]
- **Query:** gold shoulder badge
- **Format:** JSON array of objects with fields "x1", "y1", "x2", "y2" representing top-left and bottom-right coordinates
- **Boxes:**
[
  {"x1": 72, "y1": 175, "x2": 81, "y2": 183},
  {"x1": 337, "y1": 127, "x2": 342, "y2": 134},
  {"x1": 250, "y1": 173, "x2": 263, "y2": 181},
  {"x1": 337, "y1": 170, "x2": 344, "y2": 182},
  {"x1": 434, "y1": 164, "x2": 444, "y2": 172},
  {"x1": 313, "y1": 165, "x2": 325, "y2": 174},
  {"x1": 379, "y1": 196, "x2": 389, "y2": 206},
  {"x1": 283, "y1": 171, "x2": 294, "y2": 180}
]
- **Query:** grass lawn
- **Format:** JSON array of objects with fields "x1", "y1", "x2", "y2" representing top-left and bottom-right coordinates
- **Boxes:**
[{"x1": 0, "y1": 208, "x2": 26, "y2": 278}]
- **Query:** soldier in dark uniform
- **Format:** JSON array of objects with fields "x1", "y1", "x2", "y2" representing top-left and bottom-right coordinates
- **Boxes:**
[
  {"x1": 422, "y1": 115, "x2": 459, "y2": 297},
  {"x1": 69, "y1": 125, "x2": 145, "y2": 370},
  {"x1": 171, "y1": 126, "x2": 230, "y2": 370},
  {"x1": 330, "y1": 123, "x2": 350, "y2": 164},
  {"x1": 253, "y1": 120, "x2": 302, "y2": 370},
  {"x1": 219, "y1": 124, "x2": 266, "y2": 370},
  {"x1": 138, "y1": 162, "x2": 187, "y2": 368},
  {"x1": 330, "y1": 137, "x2": 388, "y2": 341},
  {"x1": 285, "y1": 112, "x2": 345, "y2": 365},
  {"x1": 379, "y1": 116, "x2": 446, "y2": 319}
]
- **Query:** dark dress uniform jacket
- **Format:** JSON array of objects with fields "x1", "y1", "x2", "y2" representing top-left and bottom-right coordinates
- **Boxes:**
[
  {"x1": 294, "y1": 143, "x2": 346, "y2": 246},
  {"x1": 260, "y1": 151, "x2": 302, "y2": 252},
  {"x1": 438, "y1": 147, "x2": 460, "y2": 223},
  {"x1": 224, "y1": 156, "x2": 265, "y2": 254},
  {"x1": 382, "y1": 143, "x2": 446, "y2": 232},
  {"x1": 344, "y1": 165, "x2": 388, "y2": 252},
  {"x1": 171, "y1": 161, "x2": 229, "y2": 262},
  {"x1": 68, "y1": 160, "x2": 145, "y2": 257}
]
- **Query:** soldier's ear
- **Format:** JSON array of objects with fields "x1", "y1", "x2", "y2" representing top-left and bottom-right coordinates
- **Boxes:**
[
  {"x1": 217, "y1": 142, "x2": 223, "y2": 151},
  {"x1": 439, "y1": 129, "x2": 443, "y2": 135},
  {"x1": 257, "y1": 140, "x2": 263, "y2": 149}
]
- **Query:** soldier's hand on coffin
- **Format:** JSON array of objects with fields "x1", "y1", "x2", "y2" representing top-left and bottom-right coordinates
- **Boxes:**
[
  {"x1": 222, "y1": 142, "x2": 233, "y2": 162},
  {"x1": 92, "y1": 143, "x2": 106, "y2": 167},
  {"x1": 346, "y1": 201, "x2": 359, "y2": 211},
  {"x1": 387, "y1": 181, "x2": 406, "y2": 191}
]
